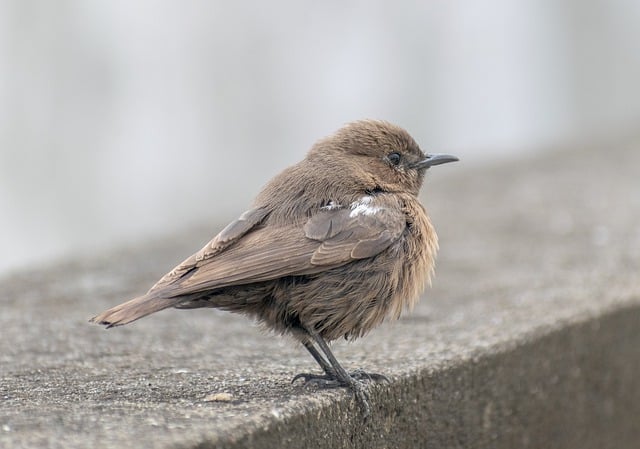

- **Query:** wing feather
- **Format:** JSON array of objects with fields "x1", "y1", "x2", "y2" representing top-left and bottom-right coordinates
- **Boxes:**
[
  {"x1": 148, "y1": 207, "x2": 270, "y2": 293},
  {"x1": 154, "y1": 201, "x2": 406, "y2": 298}
]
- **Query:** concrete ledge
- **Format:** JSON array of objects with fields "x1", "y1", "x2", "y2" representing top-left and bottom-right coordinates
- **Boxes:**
[
  {"x1": 212, "y1": 303, "x2": 640, "y2": 449},
  {"x1": 2, "y1": 140, "x2": 639, "y2": 448}
]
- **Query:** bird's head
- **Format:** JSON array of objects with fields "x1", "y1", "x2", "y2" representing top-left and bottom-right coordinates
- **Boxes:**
[{"x1": 309, "y1": 120, "x2": 458, "y2": 196}]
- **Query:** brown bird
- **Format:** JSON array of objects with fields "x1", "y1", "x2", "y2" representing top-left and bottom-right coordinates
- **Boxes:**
[{"x1": 91, "y1": 119, "x2": 457, "y2": 415}]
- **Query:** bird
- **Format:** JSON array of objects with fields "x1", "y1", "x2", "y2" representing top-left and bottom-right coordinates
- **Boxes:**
[{"x1": 90, "y1": 119, "x2": 458, "y2": 415}]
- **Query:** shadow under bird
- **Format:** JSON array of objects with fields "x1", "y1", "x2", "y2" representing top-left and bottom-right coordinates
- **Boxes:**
[{"x1": 91, "y1": 119, "x2": 458, "y2": 415}]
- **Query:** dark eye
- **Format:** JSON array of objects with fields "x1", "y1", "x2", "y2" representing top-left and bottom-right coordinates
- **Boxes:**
[{"x1": 387, "y1": 152, "x2": 401, "y2": 166}]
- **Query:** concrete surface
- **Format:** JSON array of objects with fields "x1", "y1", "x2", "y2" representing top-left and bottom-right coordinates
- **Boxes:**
[{"x1": 1, "y1": 139, "x2": 639, "y2": 448}]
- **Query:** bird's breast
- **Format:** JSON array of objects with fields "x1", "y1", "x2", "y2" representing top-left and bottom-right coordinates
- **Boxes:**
[{"x1": 386, "y1": 197, "x2": 438, "y2": 320}]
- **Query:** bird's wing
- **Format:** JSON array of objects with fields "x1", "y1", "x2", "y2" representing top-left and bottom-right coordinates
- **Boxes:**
[
  {"x1": 303, "y1": 206, "x2": 406, "y2": 265},
  {"x1": 155, "y1": 204, "x2": 406, "y2": 297},
  {"x1": 148, "y1": 206, "x2": 270, "y2": 293}
]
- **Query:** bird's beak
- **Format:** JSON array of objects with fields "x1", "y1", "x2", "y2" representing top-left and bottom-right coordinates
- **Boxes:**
[{"x1": 413, "y1": 153, "x2": 459, "y2": 169}]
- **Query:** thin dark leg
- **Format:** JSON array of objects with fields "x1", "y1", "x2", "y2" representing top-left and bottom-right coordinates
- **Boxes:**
[
  {"x1": 303, "y1": 340, "x2": 335, "y2": 376},
  {"x1": 291, "y1": 328, "x2": 390, "y2": 416},
  {"x1": 305, "y1": 332, "x2": 389, "y2": 384},
  {"x1": 291, "y1": 341, "x2": 337, "y2": 384},
  {"x1": 308, "y1": 329, "x2": 372, "y2": 416}
]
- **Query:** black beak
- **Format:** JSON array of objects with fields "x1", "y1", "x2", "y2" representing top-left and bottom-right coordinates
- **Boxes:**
[{"x1": 413, "y1": 153, "x2": 459, "y2": 169}]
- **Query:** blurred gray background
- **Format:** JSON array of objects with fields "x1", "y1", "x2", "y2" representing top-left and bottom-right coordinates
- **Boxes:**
[{"x1": 1, "y1": 0, "x2": 639, "y2": 275}]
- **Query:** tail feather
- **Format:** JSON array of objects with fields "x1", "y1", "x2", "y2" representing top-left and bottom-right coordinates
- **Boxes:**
[{"x1": 90, "y1": 295, "x2": 181, "y2": 328}]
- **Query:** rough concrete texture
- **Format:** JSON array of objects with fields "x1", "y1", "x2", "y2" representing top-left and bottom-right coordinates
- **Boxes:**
[{"x1": 1, "y1": 140, "x2": 639, "y2": 448}]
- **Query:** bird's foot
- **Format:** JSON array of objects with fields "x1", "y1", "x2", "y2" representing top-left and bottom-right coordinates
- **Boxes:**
[
  {"x1": 349, "y1": 377, "x2": 371, "y2": 417},
  {"x1": 349, "y1": 368, "x2": 390, "y2": 384},
  {"x1": 291, "y1": 372, "x2": 339, "y2": 388},
  {"x1": 292, "y1": 369, "x2": 389, "y2": 417},
  {"x1": 291, "y1": 369, "x2": 389, "y2": 387}
]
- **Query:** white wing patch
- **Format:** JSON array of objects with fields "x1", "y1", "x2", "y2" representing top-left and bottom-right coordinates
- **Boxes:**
[
  {"x1": 321, "y1": 200, "x2": 342, "y2": 211},
  {"x1": 349, "y1": 196, "x2": 382, "y2": 217}
]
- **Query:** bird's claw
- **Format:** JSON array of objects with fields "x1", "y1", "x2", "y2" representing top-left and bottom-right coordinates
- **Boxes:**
[
  {"x1": 291, "y1": 369, "x2": 389, "y2": 387},
  {"x1": 349, "y1": 368, "x2": 390, "y2": 383},
  {"x1": 350, "y1": 379, "x2": 371, "y2": 417},
  {"x1": 291, "y1": 372, "x2": 338, "y2": 387},
  {"x1": 292, "y1": 369, "x2": 388, "y2": 417}
]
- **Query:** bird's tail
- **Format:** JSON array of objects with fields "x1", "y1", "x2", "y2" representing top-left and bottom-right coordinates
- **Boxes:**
[{"x1": 90, "y1": 294, "x2": 181, "y2": 328}]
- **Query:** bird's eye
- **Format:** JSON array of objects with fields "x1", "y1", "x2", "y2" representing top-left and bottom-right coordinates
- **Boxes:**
[{"x1": 387, "y1": 152, "x2": 401, "y2": 166}]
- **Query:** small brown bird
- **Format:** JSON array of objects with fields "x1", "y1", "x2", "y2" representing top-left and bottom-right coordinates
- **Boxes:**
[{"x1": 91, "y1": 120, "x2": 457, "y2": 415}]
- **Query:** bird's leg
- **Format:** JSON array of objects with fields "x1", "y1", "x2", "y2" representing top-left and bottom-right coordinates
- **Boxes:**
[
  {"x1": 291, "y1": 340, "x2": 338, "y2": 384},
  {"x1": 310, "y1": 330, "x2": 371, "y2": 416},
  {"x1": 293, "y1": 338, "x2": 390, "y2": 385},
  {"x1": 303, "y1": 340, "x2": 336, "y2": 376},
  {"x1": 292, "y1": 329, "x2": 390, "y2": 416}
]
